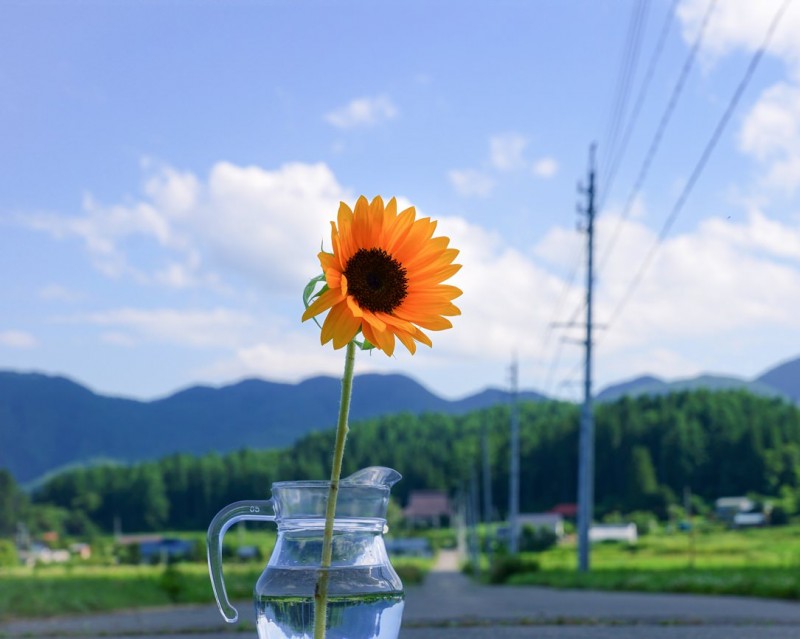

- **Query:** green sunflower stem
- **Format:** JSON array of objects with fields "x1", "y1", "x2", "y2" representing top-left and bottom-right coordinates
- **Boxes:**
[{"x1": 313, "y1": 339, "x2": 357, "y2": 639}]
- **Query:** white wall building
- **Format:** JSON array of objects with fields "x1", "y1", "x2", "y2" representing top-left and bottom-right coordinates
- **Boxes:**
[{"x1": 589, "y1": 523, "x2": 638, "y2": 544}]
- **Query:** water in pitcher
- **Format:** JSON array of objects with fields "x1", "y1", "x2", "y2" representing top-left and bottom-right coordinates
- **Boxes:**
[{"x1": 256, "y1": 592, "x2": 405, "y2": 639}]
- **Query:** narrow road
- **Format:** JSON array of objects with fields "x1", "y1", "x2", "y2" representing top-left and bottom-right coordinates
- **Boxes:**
[{"x1": 2, "y1": 550, "x2": 800, "y2": 638}]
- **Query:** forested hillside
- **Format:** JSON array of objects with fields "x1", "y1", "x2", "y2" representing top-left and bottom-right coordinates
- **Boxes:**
[
  {"x1": 8, "y1": 389, "x2": 800, "y2": 535},
  {"x1": 0, "y1": 371, "x2": 545, "y2": 482}
]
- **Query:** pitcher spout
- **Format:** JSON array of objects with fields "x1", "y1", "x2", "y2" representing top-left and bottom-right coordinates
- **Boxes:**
[{"x1": 343, "y1": 466, "x2": 402, "y2": 488}]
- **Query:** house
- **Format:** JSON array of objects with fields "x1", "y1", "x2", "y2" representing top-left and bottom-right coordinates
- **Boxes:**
[
  {"x1": 116, "y1": 535, "x2": 196, "y2": 563},
  {"x1": 69, "y1": 542, "x2": 92, "y2": 559},
  {"x1": 385, "y1": 537, "x2": 433, "y2": 558},
  {"x1": 733, "y1": 512, "x2": 767, "y2": 528},
  {"x1": 715, "y1": 496, "x2": 755, "y2": 525},
  {"x1": 18, "y1": 543, "x2": 70, "y2": 566},
  {"x1": 548, "y1": 503, "x2": 578, "y2": 519},
  {"x1": 589, "y1": 523, "x2": 638, "y2": 544},
  {"x1": 236, "y1": 546, "x2": 260, "y2": 561},
  {"x1": 517, "y1": 513, "x2": 565, "y2": 539},
  {"x1": 403, "y1": 490, "x2": 452, "y2": 528}
]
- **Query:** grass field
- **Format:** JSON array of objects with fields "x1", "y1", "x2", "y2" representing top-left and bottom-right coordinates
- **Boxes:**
[
  {"x1": 0, "y1": 537, "x2": 432, "y2": 621},
  {"x1": 537, "y1": 524, "x2": 800, "y2": 570},
  {"x1": 496, "y1": 524, "x2": 800, "y2": 600},
  {"x1": 5, "y1": 524, "x2": 800, "y2": 620}
]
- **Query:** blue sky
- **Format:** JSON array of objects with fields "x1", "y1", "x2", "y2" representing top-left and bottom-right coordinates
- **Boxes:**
[{"x1": 2, "y1": 0, "x2": 800, "y2": 401}]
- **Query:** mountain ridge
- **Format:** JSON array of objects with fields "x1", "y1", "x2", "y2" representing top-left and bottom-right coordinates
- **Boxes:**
[
  {"x1": 596, "y1": 372, "x2": 789, "y2": 403},
  {"x1": 2, "y1": 354, "x2": 798, "y2": 483},
  {"x1": 0, "y1": 369, "x2": 545, "y2": 482}
]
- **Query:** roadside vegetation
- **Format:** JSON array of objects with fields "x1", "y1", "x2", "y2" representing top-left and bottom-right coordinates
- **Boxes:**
[
  {"x1": 0, "y1": 526, "x2": 432, "y2": 620},
  {"x1": 476, "y1": 522, "x2": 800, "y2": 600}
]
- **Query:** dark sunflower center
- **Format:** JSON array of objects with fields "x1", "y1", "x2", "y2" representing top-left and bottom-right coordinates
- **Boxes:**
[{"x1": 343, "y1": 248, "x2": 408, "y2": 313}]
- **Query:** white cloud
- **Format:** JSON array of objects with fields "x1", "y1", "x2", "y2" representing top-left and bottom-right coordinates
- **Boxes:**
[
  {"x1": 0, "y1": 330, "x2": 38, "y2": 349},
  {"x1": 24, "y1": 195, "x2": 180, "y2": 279},
  {"x1": 739, "y1": 82, "x2": 800, "y2": 191},
  {"x1": 200, "y1": 202, "x2": 800, "y2": 397},
  {"x1": 143, "y1": 165, "x2": 200, "y2": 218},
  {"x1": 489, "y1": 133, "x2": 528, "y2": 171},
  {"x1": 199, "y1": 338, "x2": 353, "y2": 384},
  {"x1": 677, "y1": 1, "x2": 800, "y2": 191},
  {"x1": 521, "y1": 189, "x2": 800, "y2": 389},
  {"x1": 432, "y1": 215, "x2": 583, "y2": 361},
  {"x1": 71, "y1": 307, "x2": 255, "y2": 349},
  {"x1": 677, "y1": 0, "x2": 800, "y2": 68},
  {"x1": 20, "y1": 157, "x2": 800, "y2": 397},
  {"x1": 447, "y1": 169, "x2": 495, "y2": 197},
  {"x1": 324, "y1": 95, "x2": 398, "y2": 129},
  {"x1": 594, "y1": 208, "x2": 800, "y2": 351},
  {"x1": 21, "y1": 161, "x2": 351, "y2": 293},
  {"x1": 532, "y1": 157, "x2": 559, "y2": 179}
]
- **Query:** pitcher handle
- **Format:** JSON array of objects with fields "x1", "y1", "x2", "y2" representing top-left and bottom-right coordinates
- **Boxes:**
[{"x1": 207, "y1": 499, "x2": 275, "y2": 623}]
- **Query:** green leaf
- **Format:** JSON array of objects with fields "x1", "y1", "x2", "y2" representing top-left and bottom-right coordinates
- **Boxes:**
[
  {"x1": 355, "y1": 338, "x2": 375, "y2": 351},
  {"x1": 302, "y1": 274, "x2": 328, "y2": 330},
  {"x1": 302, "y1": 274, "x2": 327, "y2": 309}
]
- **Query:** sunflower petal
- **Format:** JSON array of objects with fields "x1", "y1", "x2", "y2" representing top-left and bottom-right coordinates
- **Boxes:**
[
  {"x1": 361, "y1": 310, "x2": 387, "y2": 332},
  {"x1": 408, "y1": 285, "x2": 463, "y2": 301},
  {"x1": 405, "y1": 236, "x2": 451, "y2": 270},
  {"x1": 394, "y1": 217, "x2": 438, "y2": 264},
  {"x1": 302, "y1": 288, "x2": 344, "y2": 322},
  {"x1": 394, "y1": 328, "x2": 417, "y2": 354},
  {"x1": 411, "y1": 326, "x2": 432, "y2": 348},
  {"x1": 413, "y1": 263, "x2": 462, "y2": 286},
  {"x1": 320, "y1": 301, "x2": 360, "y2": 348},
  {"x1": 325, "y1": 268, "x2": 341, "y2": 290},
  {"x1": 346, "y1": 295, "x2": 363, "y2": 317},
  {"x1": 336, "y1": 202, "x2": 355, "y2": 262},
  {"x1": 361, "y1": 319, "x2": 395, "y2": 356},
  {"x1": 396, "y1": 301, "x2": 461, "y2": 319},
  {"x1": 384, "y1": 207, "x2": 417, "y2": 255},
  {"x1": 319, "y1": 251, "x2": 337, "y2": 272},
  {"x1": 366, "y1": 196, "x2": 385, "y2": 248},
  {"x1": 411, "y1": 316, "x2": 453, "y2": 331},
  {"x1": 375, "y1": 312, "x2": 415, "y2": 333},
  {"x1": 352, "y1": 195, "x2": 370, "y2": 249}
]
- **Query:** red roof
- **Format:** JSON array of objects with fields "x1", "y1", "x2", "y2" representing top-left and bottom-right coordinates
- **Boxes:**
[
  {"x1": 548, "y1": 503, "x2": 578, "y2": 517},
  {"x1": 403, "y1": 490, "x2": 452, "y2": 518}
]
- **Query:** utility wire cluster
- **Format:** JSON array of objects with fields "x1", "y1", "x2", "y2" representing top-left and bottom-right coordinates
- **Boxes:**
[{"x1": 544, "y1": 0, "x2": 793, "y2": 395}]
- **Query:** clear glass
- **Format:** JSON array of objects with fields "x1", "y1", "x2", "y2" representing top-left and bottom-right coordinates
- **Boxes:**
[{"x1": 207, "y1": 467, "x2": 404, "y2": 639}]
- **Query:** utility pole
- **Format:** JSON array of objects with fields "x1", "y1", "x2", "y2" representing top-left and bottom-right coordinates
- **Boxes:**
[
  {"x1": 508, "y1": 357, "x2": 520, "y2": 554},
  {"x1": 469, "y1": 467, "x2": 481, "y2": 575},
  {"x1": 577, "y1": 144, "x2": 597, "y2": 572},
  {"x1": 482, "y1": 421, "x2": 494, "y2": 567},
  {"x1": 482, "y1": 421, "x2": 493, "y2": 525}
]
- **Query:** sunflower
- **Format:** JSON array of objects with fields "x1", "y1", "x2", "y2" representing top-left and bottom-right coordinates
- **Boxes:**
[{"x1": 302, "y1": 195, "x2": 461, "y2": 356}]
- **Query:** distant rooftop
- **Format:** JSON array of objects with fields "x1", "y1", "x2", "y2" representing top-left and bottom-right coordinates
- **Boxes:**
[{"x1": 403, "y1": 490, "x2": 452, "y2": 518}]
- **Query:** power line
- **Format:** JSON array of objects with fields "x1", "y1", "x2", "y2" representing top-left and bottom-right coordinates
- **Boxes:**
[
  {"x1": 599, "y1": 0, "x2": 679, "y2": 213},
  {"x1": 541, "y1": 292, "x2": 586, "y2": 397},
  {"x1": 537, "y1": 249, "x2": 583, "y2": 395},
  {"x1": 542, "y1": 2, "x2": 649, "y2": 400},
  {"x1": 604, "y1": 0, "x2": 794, "y2": 330},
  {"x1": 601, "y1": 0, "x2": 650, "y2": 177},
  {"x1": 556, "y1": 358, "x2": 583, "y2": 397},
  {"x1": 596, "y1": 0, "x2": 718, "y2": 275},
  {"x1": 544, "y1": 3, "x2": 648, "y2": 398}
]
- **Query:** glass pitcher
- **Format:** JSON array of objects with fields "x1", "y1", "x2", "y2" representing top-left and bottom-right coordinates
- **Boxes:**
[{"x1": 207, "y1": 467, "x2": 405, "y2": 639}]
